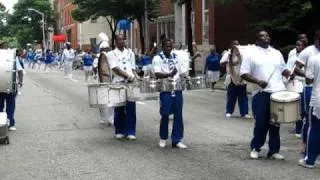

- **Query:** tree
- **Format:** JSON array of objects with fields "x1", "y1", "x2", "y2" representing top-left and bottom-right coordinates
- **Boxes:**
[
  {"x1": 72, "y1": 0, "x2": 160, "y2": 52},
  {"x1": 6, "y1": 0, "x2": 55, "y2": 48}
]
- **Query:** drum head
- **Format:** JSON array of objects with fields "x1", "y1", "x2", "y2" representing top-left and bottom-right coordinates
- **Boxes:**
[{"x1": 271, "y1": 91, "x2": 300, "y2": 102}]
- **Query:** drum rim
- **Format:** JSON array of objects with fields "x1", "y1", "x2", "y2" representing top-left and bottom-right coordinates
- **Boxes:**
[{"x1": 271, "y1": 91, "x2": 300, "y2": 102}]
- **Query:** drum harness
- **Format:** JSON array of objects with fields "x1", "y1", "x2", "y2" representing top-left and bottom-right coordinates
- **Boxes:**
[{"x1": 159, "y1": 52, "x2": 178, "y2": 97}]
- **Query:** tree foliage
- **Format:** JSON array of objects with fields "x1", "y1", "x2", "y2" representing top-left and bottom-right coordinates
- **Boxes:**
[
  {"x1": 72, "y1": 0, "x2": 160, "y2": 51},
  {"x1": 6, "y1": 0, "x2": 55, "y2": 48}
]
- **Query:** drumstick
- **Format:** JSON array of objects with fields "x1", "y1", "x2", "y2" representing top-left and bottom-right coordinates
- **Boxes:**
[
  {"x1": 267, "y1": 66, "x2": 277, "y2": 85},
  {"x1": 288, "y1": 64, "x2": 296, "y2": 81}
]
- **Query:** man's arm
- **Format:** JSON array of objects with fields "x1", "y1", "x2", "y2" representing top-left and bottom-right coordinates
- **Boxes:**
[{"x1": 241, "y1": 74, "x2": 267, "y2": 88}]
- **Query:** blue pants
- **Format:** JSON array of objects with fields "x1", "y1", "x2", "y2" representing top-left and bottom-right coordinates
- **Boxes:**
[
  {"x1": 251, "y1": 92, "x2": 280, "y2": 156},
  {"x1": 302, "y1": 86, "x2": 312, "y2": 143},
  {"x1": 0, "y1": 92, "x2": 17, "y2": 127},
  {"x1": 114, "y1": 101, "x2": 136, "y2": 136},
  {"x1": 226, "y1": 82, "x2": 249, "y2": 116},
  {"x1": 295, "y1": 93, "x2": 304, "y2": 134},
  {"x1": 159, "y1": 91, "x2": 184, "y2": 144},
  {"x1": 304, "y1": 107, "x2": 320, "y2": 165}
]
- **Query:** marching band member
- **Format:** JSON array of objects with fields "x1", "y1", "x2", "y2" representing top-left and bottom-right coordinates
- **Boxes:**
[
  {"x1": 299, "y1": 53, "x2": 320, "y2": 168},
  {"x1": 83, "y1": 49, "x2": 94, "y2": 83},
  {"x1": 152, "y1": 38, "x2": 187, "y2": 149},
  {"x1": 97, "y1": 40, "x2": 114, "y2": 126},
  {"x1": 0, "y1": 46, "x2": 24, "y2": 131},
  {"x1": 240, "y1": 30, "x2": 291, "y2": 160},
  {"x1": 295, "y1": 30, "x2": 320, "y2": 162},
  {"x1": 62, "y1": 42, "x2": 77, "y2": 82},
  {"x1": 220, "y1": 40, "x2": 250, "y2": 119},
  {"x1": 106, "y1": 35, "x2": 140, "y2": 140},
  {"x1": 286, "y1": 40, "x2": 308, "y2": 137}
]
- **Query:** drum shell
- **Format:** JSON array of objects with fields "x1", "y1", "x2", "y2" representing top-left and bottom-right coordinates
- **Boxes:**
[
  {"x1": 88, "y1": 83, "x2": 126, "y2": 108},
  {"x1": 159, "y1": 79, "x2": 185, "y2": 92},
  {"x1": 126, "y1": 81, "x2": 158, "y2": 101},
  {"x1": 0, "y1": 50, "x2": 16, "y2": 93},
  {"x1": 188, "y1": 76, "x2": 208, "y2": 90},
  {"x1": 270, "y1": 99, "x2": 300, "y2": 124}
]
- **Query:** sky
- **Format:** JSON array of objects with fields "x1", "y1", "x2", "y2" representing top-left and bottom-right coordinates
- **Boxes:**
[{"x1": 0, "y1": 0, "x2": 18, "y2": 13}]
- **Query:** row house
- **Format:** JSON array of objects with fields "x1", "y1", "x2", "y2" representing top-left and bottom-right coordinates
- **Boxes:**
[{"x1": 53, "y1": 0, "x2": 112, "y2": 50}]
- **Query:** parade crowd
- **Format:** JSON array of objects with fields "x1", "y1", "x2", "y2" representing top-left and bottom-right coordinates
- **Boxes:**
[{"x1": 1, "y1": 29, "x2": 320, "y2": 170}]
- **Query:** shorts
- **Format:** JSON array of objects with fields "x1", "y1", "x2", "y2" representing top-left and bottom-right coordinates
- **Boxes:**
[
  {"x1": 83, "y1": 66, "x2": 93, "y2": 71},
  {"x1": 206, "y1": 70, "x2": 220, "y2": 82}
]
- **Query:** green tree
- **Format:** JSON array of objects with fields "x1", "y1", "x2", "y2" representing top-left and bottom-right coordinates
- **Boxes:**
[
  {"x1": 7, "y1": 0, "x2": 55, "y2": 48},
  {"x1": 72, "y1": 0, "x2": 159, "y2": 52}
]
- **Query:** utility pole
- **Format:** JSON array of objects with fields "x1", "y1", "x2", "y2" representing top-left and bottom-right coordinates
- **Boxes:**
[{"x1": 144, "y1": 0, "x2": 149, "y2": 53}]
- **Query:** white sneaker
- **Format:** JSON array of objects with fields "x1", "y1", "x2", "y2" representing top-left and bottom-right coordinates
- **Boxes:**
[
  {"x1": 269, "y1": 153, "x2": 285, "y2": 160},
  {"x1": 127, "y1": 135, "x2": 137, "y2": 140},
  {"x1": 173, "y1": 142, "x2": 187, "y2": 149},
  {"x1": 295, "y1": 133, "x2": 302, "y2": 138},
  {"x1": 99, "y1": 120, "x2": 105, "y2": 124},
  {"x1": 226, "y1": 113, "x2": 232, "y2": 118},
  {"x1": 115, "y1": 134, "x2": 125, "y2": 139},
  {"x1": 250, "y1": 149, "x2": 259, "y2": 159},
  {"x1": 298, "y1": 160, "x2": 315, "y2": 169},
  {"x1": 8, "y1": 126, "x2": 16, "y2": 131},
  {"x1": 243, "y1": 114, "x2": 252, "y2": 119},
  {"x1": 158, "y1": 139, "x2": 166, "y2": 148}
]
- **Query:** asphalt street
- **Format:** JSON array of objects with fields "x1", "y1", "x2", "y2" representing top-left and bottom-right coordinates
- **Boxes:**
[{"x1": 0, "y1": 69, "x2": 319, "y2": 180}]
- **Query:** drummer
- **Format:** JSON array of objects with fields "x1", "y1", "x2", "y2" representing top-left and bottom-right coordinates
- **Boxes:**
[
  {"x1": 97, "y1": 40, "x2": 114, "y2": 126},
  {"x1": 295, "y1": 30, "x2": 320, "y2": 163},
  {"x1": 300, "y1": 52, "x2": 320, "y2": 168},
  {"x1": 240, "y1": 30, "x2": 292, "y2": 160},
  {"x1": 106, "y1": 34, "x2": 140, "y2": 140},
  {"x1": 152, "y1": 38, "x2": 187, "y2": 149},
  {"x1": 286, "y1": 39, "x2": 308, "y2": 137}
]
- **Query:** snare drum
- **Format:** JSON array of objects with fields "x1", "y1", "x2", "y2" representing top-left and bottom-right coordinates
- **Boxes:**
[
  {"x1": 0, "y1": 49, "x2": 16, "y2": 93},
  {"x1": 188, "y1": 76, "x2": 208, "y2": 90},
  {"x1": 126, "y1": 79, "x2": 159, "y2": 101},
  {"x1": 88, "y1": 83, "x2": 126, "y2": 108},
  {"x1": 270, "y1": 91, "x2": 300, "y2": 124},
  {"x1": 159, "y1": 78, "x2": 185, "y2": 92}
]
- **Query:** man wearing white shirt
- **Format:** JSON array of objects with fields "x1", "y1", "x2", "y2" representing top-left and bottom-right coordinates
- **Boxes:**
[
  {"x1": 286, "y1": 40, "x2": 308, "y2": 137},
  {"x1": 61, "y1": 42, "x2": 76, "y2": 81},
  {"x1": 0, "y1": 46, "x2": 24, "y2": 131},
  {"x1": 240, "y1": 30, "x2": 291, "y2": 160},
  {"x1": 152, "y1": 39, "x2": 187, "y2": 149},
  {"x1": 299, "y1": 53, "x2": 320, "y2": 168},
  {"x1": 107, "y1": 35, "x2": 140, "y2": 140},
  {"x1": 295, "y1": 31, "x2": 320, "y2": 155},
  {"x1": 220, "y1": 40, "x2": 250, "y2": 119}
]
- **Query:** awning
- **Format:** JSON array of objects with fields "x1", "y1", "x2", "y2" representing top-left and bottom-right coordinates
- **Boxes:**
[{"x1": 53, "y1": 34, "x2": 66, "y2": 42}]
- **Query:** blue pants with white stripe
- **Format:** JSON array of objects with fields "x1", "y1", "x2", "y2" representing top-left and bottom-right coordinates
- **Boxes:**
[
  {"x1": 302, "y1": 86, "x2": 312, "y2": 143},
  {"x1": 0, "y1": 92, "x2": 17, "y2": 127},
  {"x1": 159, "y1": 91, "x2": 184, "y2": 144},
  {"x1": 226, "y1": 81, "x2": 249, "y2": 116},
  {"x1": 304, "y1": 107, "x2": 320, "y2": 165},
  {"x1": 251, "y1": 92, "x2": 280, "y2": 156},
  {"x1": 114, "y1": 101, "x2": 136, "y2": 136}
]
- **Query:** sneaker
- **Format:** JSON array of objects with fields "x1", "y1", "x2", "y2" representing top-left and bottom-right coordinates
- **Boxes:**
[
  {"x1": 115, "y1": 134, "x2": 125, "y2": 139},
  {"x1": 298, "y1": 160, "x2": 315, "y2": 169},
  {"x1": 250, "y1": 149, "x2": 259, "y2": 159},
  {"x1": 127, "y1": 135, "x2": 137, "y2": 140},
  {"x1": 8, "y1": 126, "x2": 16, "y2": 131},
  {"x1": 226, "y1": 113, "x2": 232, "y2": 118},
  {"x1": 172, "y1": 142, "x2": 187, "y2": 149},
  {"x1": 99, "y1": 120, "x2": 105, "y2": 124},
  {"x1": 269, "y1": 153, "x2": 285, "y2": 160},
  {"x1": 243, "y1": 114, "x2": 252, "y2": 119},
  {"x1": 158, "y1": 139, "x2": 166, "y2": 148},
  {"x1": 294, "y1": 133, "x2": 302, "y2": 138}
]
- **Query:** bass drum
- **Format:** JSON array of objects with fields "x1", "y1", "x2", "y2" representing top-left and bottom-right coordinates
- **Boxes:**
[{"x1": 0, "y1": 49, "x2": 16, "y2": 93}]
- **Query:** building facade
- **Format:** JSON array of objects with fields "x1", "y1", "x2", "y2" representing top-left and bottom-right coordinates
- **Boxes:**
[{"x1": 53, "y1": 0, "x2": 112, "y2": 50}]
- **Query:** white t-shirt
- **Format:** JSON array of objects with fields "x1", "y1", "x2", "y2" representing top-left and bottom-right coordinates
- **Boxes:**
[
  {"x1": 107, "y1": 48, "x2": 135, "y2": 83},
  {"x1": 286, "y1": 48, "x2": 304, "y2": 93},
  {"x1": 152, "y1": 51, "x2": 183, "y2": 80},
  {"x1": 298, "y1": 45, "x2": 320, "y2": 66},
  {"x1": 306, "y1": 54, "x2": 320, "y2": 108},
  {"x1": 62, "y1": 49, "x2": 75, "y2": 62},
  {"x1": 240, "y1": 45, "x2": 287, "y2": 95}
]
